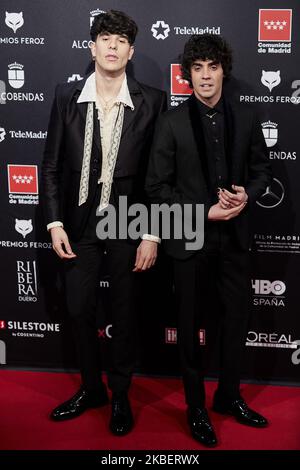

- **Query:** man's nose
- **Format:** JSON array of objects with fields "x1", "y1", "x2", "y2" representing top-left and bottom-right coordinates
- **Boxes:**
[
  {"x1": 109, "y1": 39, "x2": 117, "y2": 49},
  {"x1": 201, "y1": 68, "x2": 211, "y2": 79}
]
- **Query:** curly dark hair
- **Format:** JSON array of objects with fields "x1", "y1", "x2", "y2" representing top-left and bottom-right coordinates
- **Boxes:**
[
  {"x1": 90, "y1": 10, "x2": 138, "y2": 45},
  {"x1": 181, "y1": 34, "x2": 233, "y2": 86}
]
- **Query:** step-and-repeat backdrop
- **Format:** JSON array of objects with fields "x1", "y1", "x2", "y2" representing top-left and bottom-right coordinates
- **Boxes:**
[{"x1": 0, "y1": 0, "x2": 299, "y2": 382}]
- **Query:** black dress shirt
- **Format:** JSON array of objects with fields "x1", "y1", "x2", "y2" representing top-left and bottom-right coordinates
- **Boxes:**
[{"x1": 196, "y1": 98, "x2": 229, "y2": 200}]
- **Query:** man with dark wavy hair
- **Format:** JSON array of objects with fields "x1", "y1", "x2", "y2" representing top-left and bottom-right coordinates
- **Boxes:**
[
  {"x1": 146, "y1": 34, "x2": 271, "y2": 447},
  {"x1": 42, "y1": 10, "x2": 166, "y2": 436}
]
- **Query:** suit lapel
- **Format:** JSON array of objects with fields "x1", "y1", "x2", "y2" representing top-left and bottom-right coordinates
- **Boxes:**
[
  {"x1": 223, "y1": 95, "x2": 240, "y2": 184},
  {"x1": 74, "y1": 74, "x2": 144, "y2": 165},
  {"x1": 121, "y1": 75, "x2": 143, "y2": 137},
  {"x1": 74, "y1": 79, "x2": 102, "y2": 156}
]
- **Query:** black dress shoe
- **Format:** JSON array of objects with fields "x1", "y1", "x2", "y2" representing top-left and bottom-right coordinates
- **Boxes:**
[
  {"x1": 187, "y1": 407, "x2": 218, "y2": 447},
  {"x1": 110, "y1": 393, "x2": 133, "y2": 436},
  {"x1": 51, "y1": 386, "x2": 109, "y2": 421},
  {"x1": 213, "y1": 396, "x2": 268, "y2": 427}
]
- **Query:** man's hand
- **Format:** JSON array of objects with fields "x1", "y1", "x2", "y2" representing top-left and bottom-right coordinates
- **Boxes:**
[
  {"x1": 218, "y1": 184, "x2": 248, "y2": 209},
  {"x1": 50, "y1": 226, "x2": 76, "y2": 259},
  {"x1": 133, "y1": 240, "x2": 158, "y2": 272},
  {"x1": 208, "y1": 200, "x2": 246, "y2": 221}
]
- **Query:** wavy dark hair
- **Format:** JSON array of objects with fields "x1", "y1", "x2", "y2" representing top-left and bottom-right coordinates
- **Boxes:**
[
  {"x1": 90, "y1": 10, "x2": 138, "y2": 45},
  {"x1": 181, "y1": 34, "x2": 233, "y2": 86}
]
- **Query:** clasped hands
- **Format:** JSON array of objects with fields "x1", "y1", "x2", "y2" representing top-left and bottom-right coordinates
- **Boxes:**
[{"x1": 208, "y1": 184, "x2": 248, "y2": 221}]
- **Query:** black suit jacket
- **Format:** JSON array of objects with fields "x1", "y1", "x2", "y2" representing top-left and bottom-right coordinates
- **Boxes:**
[
  {"x1": 41, "y1": 74, "x2": 167, "y2": 241},
  {"x1": 146, "y1": 93, "x2": 272, "y2": 259}
]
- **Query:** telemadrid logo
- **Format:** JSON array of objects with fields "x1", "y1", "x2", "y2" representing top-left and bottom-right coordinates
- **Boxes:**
[
  {"x1": 0, "y1": 127, "x2": 6, "y2": 142},
  {"x1": 151, "y1": 21, "x2": 170, "y2": 40}
]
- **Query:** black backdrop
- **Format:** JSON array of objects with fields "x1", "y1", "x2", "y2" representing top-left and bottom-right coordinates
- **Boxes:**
[{"x1": 0, "y1": 0, "x2": 299, "y2": 383}]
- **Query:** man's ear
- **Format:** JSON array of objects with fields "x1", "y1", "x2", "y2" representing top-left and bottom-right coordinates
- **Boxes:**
[
  {"x1": 129, "y1": 45, "x2": 134, "y2": 61},
  {"x1": 90, "y1": 41, "x2": 96, "y2": 60}
]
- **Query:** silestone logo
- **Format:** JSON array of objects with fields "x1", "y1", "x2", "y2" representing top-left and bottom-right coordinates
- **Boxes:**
[{"x1": 6, "y1": 320, "x2": 60, "y2": 339}]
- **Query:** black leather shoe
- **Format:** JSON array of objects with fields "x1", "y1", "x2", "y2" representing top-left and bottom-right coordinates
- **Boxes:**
[
  {"x1": 213, "y1": 396, "x2": 268, "y2": 427},
  {"x1": 51, "y1": 386, "x2": 109, "y2": 421},
  {"x1": 110, "y1": 393, "x2": 133, "y2": 436},
  {"x1": 187, "y1": 407, "x2": 218, "y2": 447}
]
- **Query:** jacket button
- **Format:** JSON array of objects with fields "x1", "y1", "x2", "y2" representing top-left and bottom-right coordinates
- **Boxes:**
[{"x1": 92, "y1": 168, "x2": 97, "y2": 174}]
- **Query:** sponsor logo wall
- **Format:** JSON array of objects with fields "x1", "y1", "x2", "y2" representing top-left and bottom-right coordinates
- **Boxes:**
[{"x1": 0, "y1": 0, "x2": 299, "y2": 382}]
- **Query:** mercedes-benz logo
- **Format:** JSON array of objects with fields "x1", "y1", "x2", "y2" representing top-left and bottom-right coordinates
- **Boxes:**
[{"x1": 256, "y1": 177, "x2": 284, "y2": 209}]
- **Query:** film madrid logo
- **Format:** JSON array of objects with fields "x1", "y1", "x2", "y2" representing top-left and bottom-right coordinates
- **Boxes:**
[
  {"x1": 0, "y1": 11, "x2": 45, "y2": 45},
  {"x1": 261, "y1": 121, "x2": 297, "y2": 161},
  {"x1": 72, "y1": 9, "x2": 105, "y2": 49},
  {"x1": 170, "y1": 64, "x2": 192, "y2": 107},
  {"x1": 252, "y1": 279, "x2": 286, "y2": 307},
  {"x1": 7, "y1": 164, "x2": 39, "y2": 205},
  {"x1": 258, "y1": 9, "x2": 292, "y2": 54}
]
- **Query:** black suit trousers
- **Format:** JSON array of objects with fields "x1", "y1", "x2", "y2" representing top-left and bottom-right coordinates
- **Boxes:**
[
  {"x1": 173, "y1": 222, "x2": 251, "y2": 407},
  {"x1": 64, "y1": 187, "x2": 139, "y2": 393}
]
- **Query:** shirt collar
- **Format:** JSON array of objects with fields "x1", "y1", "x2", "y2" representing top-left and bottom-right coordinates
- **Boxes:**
[
  {"x1": 77, "y1": 72, "x2": 134, "y2": 110},
  {"x1": 196, "y1": 95, "x2": 223, "y2": 117}
]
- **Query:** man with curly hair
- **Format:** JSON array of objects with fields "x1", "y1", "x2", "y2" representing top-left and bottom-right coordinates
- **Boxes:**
[
  {"x1": 146, "y1": 34, "x2": 271, "y2": 447},
  {"x1": 42, "y1": 10, "x2": 166, "y2": 436}
]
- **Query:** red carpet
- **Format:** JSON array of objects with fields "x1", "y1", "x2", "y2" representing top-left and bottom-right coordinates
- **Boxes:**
[{"x1": 0, "y1": 370, "x2": 299, "y2": 450}]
